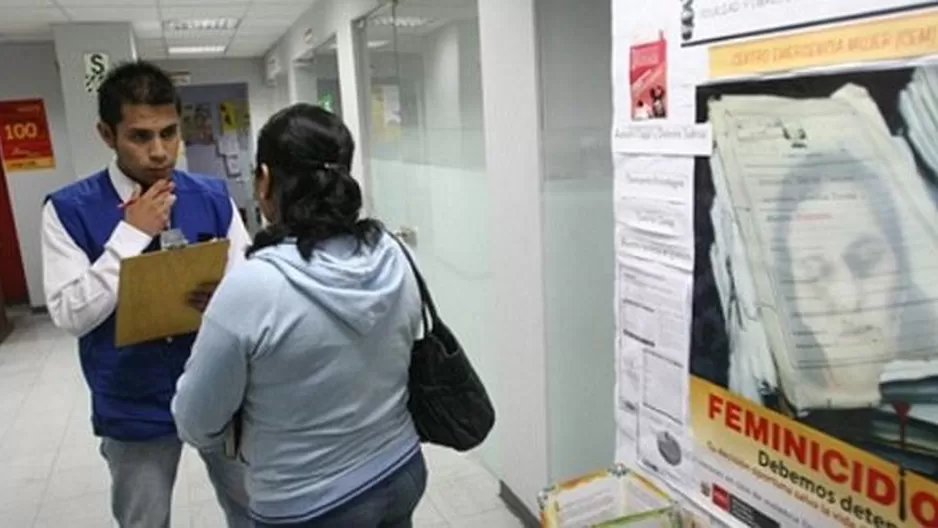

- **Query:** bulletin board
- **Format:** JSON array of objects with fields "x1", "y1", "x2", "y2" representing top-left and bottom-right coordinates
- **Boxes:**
[{"x1": 611, "y1": 2, "x2": 938, "y2": 527}]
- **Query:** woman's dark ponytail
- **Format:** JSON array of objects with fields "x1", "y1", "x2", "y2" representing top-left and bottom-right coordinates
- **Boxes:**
[{"x1": 247, "y1": 104, "x2": 382, "y2": 260}]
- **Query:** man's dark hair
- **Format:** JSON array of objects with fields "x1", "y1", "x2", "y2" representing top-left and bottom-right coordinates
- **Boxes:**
[{"x1": 97, "y1": 60, "x2": 181, "y2": 129}]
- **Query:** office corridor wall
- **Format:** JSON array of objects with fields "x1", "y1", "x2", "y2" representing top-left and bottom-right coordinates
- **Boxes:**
[{"x1": 0, "y1": 43, "x2": 77, "y2": 308}]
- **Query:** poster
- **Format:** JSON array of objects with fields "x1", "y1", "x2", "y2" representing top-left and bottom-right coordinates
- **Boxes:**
[
  {"x1": 183, "y1": 103, "x2": 215, "y2": 146},
  {"x1": 0, "y1": 99, "x2": 55, "y2": 172},
  {"x1": 612, "y1": 2, "x2": 938, "y2": 527},
  {"x1": 219, "y1": 100, "x2": 250, "y2": 136},
  {"x1": 691, "y1": 62, "x2": 938, "y2": 528},
  {"x1": 370, "y1": 84, "x2": 402, "y2": 143}
]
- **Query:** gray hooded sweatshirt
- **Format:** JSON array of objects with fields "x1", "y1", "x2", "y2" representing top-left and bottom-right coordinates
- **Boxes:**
[{"x1": 172, "y1": 233, "x2": 422, "y2": 524}]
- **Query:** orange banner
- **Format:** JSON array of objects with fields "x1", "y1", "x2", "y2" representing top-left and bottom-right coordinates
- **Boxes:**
[
  {"x1": 709, "y1": 8, "x2": 938, "y2": 79},
  {"x1": 0, "y1": 99, "x2": 55, "y2": 172},
  {"x1": 690, "y1": 377, "x2": 938, "y2": 527}
]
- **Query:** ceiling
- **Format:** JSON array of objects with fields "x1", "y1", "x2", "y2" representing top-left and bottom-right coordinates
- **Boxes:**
[
  {"x1": 295, "y1": 0, "x2": 478, "y2": 63},
  {"x1": 0, "y1": 0, "x2": 317, "y2": 59}
]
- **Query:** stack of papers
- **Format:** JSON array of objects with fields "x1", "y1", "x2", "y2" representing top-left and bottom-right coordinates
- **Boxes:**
[
  {"x1": 900, "y1": 66, "x2": 938, "y2": 180},
  {"x1": 706, "y1": 78, "x2": 938, "y2": 473}
]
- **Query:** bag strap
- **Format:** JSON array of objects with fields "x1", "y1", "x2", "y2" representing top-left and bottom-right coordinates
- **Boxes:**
[{"x1": 389, "y1": 234, "x2": 440, "y2": 331}]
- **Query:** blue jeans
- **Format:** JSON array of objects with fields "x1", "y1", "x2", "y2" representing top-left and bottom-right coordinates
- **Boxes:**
[
  {"x1": 254, "y1": 452, "x2": 428, "y2": 528},
  {"x1": 100, "y1": 436, "x2": 252, "y2": 528}
]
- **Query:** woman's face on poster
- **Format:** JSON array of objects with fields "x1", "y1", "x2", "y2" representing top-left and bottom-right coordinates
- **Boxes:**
[{"x1": 784, "y1": 179, "x2": 900, "y2": 355}]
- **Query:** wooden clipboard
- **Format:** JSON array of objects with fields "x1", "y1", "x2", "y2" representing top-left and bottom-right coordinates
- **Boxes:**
[{"x1": 115, "y1": 239, "x2": 229, "y2": 347}]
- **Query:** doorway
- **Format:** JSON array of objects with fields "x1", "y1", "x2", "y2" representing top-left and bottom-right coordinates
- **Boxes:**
[
  {"x1": 0, "y1": 163, "x2": 28, "y2": 305},
  {"x1": 177, "y1": 83, "x2": 259, "y2": 234}
]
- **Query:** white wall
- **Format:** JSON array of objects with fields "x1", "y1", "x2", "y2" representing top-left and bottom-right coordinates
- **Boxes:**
[
  {"x1": 52, "y1": 23, "x2": 136, "y2": 179},
  {"x1": 270, "y1": 72, "x2": 291, "y2": 116},
  {"x1": 478, "y1": 0, "x2": 550, "y2": 514},
  {"x1": 154, "y1": 58, "x2": 277, "y2": 149},
  {"x1": 0, "y1": 43, "x2": 77, "y2": 308}
]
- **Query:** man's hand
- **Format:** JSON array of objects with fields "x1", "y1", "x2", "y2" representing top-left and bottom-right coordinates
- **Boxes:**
[
  {"x1": 124, "y1": 179, "x2": 176, "y2": 237},
  {"x1": 187, "y1": 282, "x2": 219, "y2": 313}
]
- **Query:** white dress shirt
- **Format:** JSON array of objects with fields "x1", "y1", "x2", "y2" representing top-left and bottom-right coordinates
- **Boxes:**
[{"x1": 41, "y1": 161, "x2": 252, "y2": 338}]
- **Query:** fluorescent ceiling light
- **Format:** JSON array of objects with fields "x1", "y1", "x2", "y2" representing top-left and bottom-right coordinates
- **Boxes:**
[
  {"x1": 164, "y1": 18, "x2": 240, "y2": 31},
  {"x1": 371, "y1": 16, "x2": 431, "y2": 28},
  {"x1": 168, "y1": 45, "x2": 227, "y2": 55}
]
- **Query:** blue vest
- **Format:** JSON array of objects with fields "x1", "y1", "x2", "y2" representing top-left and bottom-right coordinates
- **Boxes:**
[{"x1": 46, "y1": 169, "x2": 233, "y2": 441}]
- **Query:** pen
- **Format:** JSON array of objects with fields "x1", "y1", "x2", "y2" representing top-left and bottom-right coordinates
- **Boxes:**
[{"x1": 117, "y1": 198, "x2": 138, "y2": 210}]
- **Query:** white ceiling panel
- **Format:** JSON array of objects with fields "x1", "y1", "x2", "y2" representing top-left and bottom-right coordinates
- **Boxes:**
[
  {"x1": 0, "y1": 0, "x2": 55, "y2": 6},
  {"x1": 244, "y1": 3, "x2": 309, "y2": 17},
  {"x1": 226, "y1": 50, "x2": 257, "y2": 59},
  {"x1": 0, "y1": 7, "x2": 64, "y2": 21},
  {"x1": 237, "y1": 18, "x2": 293, "y2": 34},
  {"x1": 133, "y1": 20, "x2": 162, "y2": 38},
  {"x1": 0, "y1": 0, "x2": 310, "y2": 56},
  {"x1": 63, "y1": 6, "x2": 160, "y2": 23},
  {"x1": 136, "y1": 37, "x2": 164, "y2": 48},
  {"x1": 0, "y1": 22, "x2": 54, "y2": 35},
  {"x1": 228, "y1": 39, "x2": 273, "y2": 51},
  {"x1": 137, "y1": 48, "x2": 168, "y2": 59},
  {"x1": 135, "y1": 38, "x2": 164, "y2": 55},
  {"x1": 227, "y1": 43, "x2": 274, "y2": 58},
  {"x1": 0, "y1": 32, "x2": 53, "y2": 42},
  {"x1": 56, "y1": 0, "x2": 153, "y2": 5},
  {"x1": 234, "y1": 33, "x2": 283, "y2": 47},
  {"x1": 134, "y1": 29, "x2": 164, "y2": 39},
  {"x1": 230, "y1": 35, "x2": 278, "y2": 47},
  {"x1": 159, "y1": 5, "x2": 250, "y2": 21},
  {"x1": 402, "y1": 0, "x2": 477, "y2": 6},
  {"x1": 158, "y1": 0, "x2": 252, "y2": 4}
]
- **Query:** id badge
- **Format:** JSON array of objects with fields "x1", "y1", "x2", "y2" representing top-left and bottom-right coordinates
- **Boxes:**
[{"x1": 159, "y1": 228, "x2": 188, "y2": 250}]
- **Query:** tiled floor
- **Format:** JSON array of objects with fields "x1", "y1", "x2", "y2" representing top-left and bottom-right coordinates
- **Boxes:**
[{"x1": 0, "y1": 314, "x2": 523, "y2": 528}]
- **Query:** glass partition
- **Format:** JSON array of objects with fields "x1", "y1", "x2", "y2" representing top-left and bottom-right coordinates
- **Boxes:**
[
  {"x1": 537, "y1": 0, "x2": 617, "y2": 481},
  {"x1": 357, "y1": 0, "x2": 498, "y2": 472}
]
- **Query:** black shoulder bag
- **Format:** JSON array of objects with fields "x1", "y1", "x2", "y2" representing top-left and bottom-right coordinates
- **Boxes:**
[{"x1": 393, "y1": 237, "x2": 496, "y2": 452}]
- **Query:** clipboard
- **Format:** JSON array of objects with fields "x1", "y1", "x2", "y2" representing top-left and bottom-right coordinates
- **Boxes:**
[{"x1": 115, "y1": 239, "x2": 229, "y2": 347}]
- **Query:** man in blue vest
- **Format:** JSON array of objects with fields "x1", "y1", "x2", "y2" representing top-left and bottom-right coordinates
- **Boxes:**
[{"x1": 40, "y1": 61, "x2": 252, "y2": 527}]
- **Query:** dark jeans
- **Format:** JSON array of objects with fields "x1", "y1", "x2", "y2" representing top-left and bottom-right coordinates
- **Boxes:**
[{"x1": 255, "y1": 452, "x2": 428, "y2": 528}]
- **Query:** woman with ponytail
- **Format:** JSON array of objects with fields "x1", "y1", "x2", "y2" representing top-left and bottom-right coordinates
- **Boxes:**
[{"x1": 171, "y1": 104, "x2": 426, "y2": 527}]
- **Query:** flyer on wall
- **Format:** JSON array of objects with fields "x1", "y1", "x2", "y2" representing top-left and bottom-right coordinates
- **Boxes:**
[{"x1": 612, "y1": 1, "x2": 938, "y2": 527}]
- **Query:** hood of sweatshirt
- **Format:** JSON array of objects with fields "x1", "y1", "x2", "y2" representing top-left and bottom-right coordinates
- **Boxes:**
[{"x1": 252, "y1": 234, "x2": 409, "y2": 336}]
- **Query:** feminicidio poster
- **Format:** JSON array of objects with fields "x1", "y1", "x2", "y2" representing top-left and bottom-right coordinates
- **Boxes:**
[{"x1": 612, "y1": 2, "x2": 938, "y2": 527}]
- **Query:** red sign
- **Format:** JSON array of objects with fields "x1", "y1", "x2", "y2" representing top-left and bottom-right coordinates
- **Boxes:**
[{"x1": 0, "y1": 99, "x2": 55, "y2": 172}]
